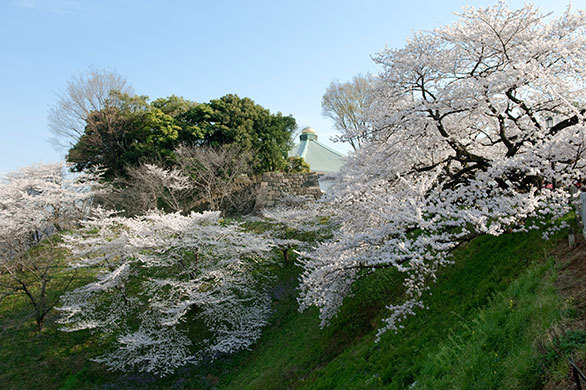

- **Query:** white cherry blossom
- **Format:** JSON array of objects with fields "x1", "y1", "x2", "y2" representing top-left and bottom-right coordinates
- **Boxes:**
[{"x1": 297, "y1": 3, "x2": 586, "y2": 340}]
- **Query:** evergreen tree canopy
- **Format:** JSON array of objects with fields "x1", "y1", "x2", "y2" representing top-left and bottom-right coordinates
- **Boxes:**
[
  {"x1": 182, "y1": 94, "x2": 296, "y2": 172},
  {"x1": 67, "y1": 93, "x2": 295, "y2": 178}
]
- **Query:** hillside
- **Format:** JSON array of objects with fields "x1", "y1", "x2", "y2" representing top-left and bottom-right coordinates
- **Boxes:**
[
  {"x1": 207, "y1": 229, "x2": 585, "y2": 390},
  {"x1": 0, "y1": 226, "x2": 584, "y2": 389}
]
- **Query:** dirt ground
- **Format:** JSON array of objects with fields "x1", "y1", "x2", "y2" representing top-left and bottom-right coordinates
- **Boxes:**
[{"x1": 545, "y1": 232, "x2": 586, "y2": 389}]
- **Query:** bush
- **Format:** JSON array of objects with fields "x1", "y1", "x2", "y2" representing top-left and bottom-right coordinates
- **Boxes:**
[{"x1": 284, "y1": 157, "x2": 310, "y2": 173}]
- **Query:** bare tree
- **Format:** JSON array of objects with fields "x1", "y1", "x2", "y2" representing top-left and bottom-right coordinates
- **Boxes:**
[
  {"x1": 175, "y1": 144, "x2": 255, "y2": 212},
  {"x1": 104, "y1": 163, "x2": 195, "y2": 216},
  {"x1": 99, "y1": 145, "x2": 256, "y2": 216},
  {"x1": 321, "y1": 74, "x2": 375, "y2": 151},
  {"x1": 48, "y1": 66, "x2": 134, "y2": 150}
]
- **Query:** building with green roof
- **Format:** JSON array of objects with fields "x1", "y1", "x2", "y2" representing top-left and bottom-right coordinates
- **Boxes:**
[
  {"x1": 289, "y1": 127, "x2": 345, "y2": 191},
  {"x1": 289, "y1": 127, "x2": 344, "y2": 173}
]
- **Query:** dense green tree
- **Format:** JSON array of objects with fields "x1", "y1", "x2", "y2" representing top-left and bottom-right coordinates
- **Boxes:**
[
  {"x1": 182, "y1": 94, "x2": 296, "y2": 172},
  {"x1": 67, "y1": 93, "x2": 296, "y2": 178},
  {"x1": 285, "y1": 156, "x2": 310, "y2": 173},
  {"x1": 255, "y1": 111, "x2": 296, "y2": 172},
  {"x1": 151, "y1": 95, "x2": 205, "y2": 145},
  {"x1": 67, "y1": 92, "x2": 181, "y2": 178},
  {"x1": 151, "y1": 95, "x2": 197, "y2": 117}
]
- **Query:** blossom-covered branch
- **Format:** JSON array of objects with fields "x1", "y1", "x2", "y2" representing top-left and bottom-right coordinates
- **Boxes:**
[
  {"x1": 58, "y1": 210, "x2": 275, "y2": 376},
  {"x1": 0, "y1": 163, "x2": 103, "y2": 332},
  {"x1": 297, "y1": 3, "x2": 585, "y2": 339}
]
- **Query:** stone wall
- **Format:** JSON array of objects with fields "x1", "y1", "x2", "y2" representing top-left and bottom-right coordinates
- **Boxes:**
[{"x1": 254, "y1": 172, "x2": 322, "y2": 210}]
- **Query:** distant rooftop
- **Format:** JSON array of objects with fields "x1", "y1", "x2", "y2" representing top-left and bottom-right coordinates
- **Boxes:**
[{"x1": 289, "y1": 127, "x2": 345, "y2": 174}]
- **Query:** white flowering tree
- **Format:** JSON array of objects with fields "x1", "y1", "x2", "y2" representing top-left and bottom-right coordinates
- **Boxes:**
[
  {"x1": 58, "y1": 210, "x2": 275, "y2": 376},
  {"x1": 105, "y1": 163, "x2": 193, "y2": 215},
  {"x1": 0, "y1": 163, "x2": 102, "y2": 332},
  {"x1": 297, "y1": 4, "x2": 586, "y2": 339},
  {"x1": 259, "y1": 194, "x2": 333, "y2": 264}
]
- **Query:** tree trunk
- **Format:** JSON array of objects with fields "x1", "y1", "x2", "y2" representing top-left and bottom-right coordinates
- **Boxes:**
[{"x1": 35, "y1": 310, "x2": 46, "y2": 334}]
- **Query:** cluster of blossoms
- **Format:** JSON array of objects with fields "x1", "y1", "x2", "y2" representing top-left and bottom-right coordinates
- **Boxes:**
[
  {"x1": 259, "y1": 194, "x2": 334, "y2": 253},
  {"x1": 58, "y1": 209, "x2": 275, "y2": 376},
  {"x1": 0, "y1": 163, "x2": 101, "y2": 256},
  {"x1": 295, "y1": 3, "x2": 586, "y2": 339},
  {"x1": 0, "y1": 163, "x2": 104, "y2": 332}
]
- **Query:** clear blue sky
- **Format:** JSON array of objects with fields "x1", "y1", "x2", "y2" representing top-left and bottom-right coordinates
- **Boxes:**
[{"x1": 0, "y1": 0, "x2": 582, "y2": 173}]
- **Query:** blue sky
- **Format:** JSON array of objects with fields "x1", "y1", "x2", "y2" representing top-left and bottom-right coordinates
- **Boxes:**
[{"x1": 0, "y1": 0, "x2": 582, "y2": 173}]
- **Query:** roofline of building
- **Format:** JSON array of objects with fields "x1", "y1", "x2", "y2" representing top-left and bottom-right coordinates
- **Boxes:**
[{"x1": 308, "y1": 139, "x2": 345, "y2": 157}]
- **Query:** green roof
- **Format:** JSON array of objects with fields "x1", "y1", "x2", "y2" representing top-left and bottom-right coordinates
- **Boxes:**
[{"x1": 289, "y1": 129, "x2": 345, "y2": 173}]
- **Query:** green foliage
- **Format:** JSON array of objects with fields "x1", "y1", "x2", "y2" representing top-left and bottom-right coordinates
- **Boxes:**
[
  {"x1": 0, "y1": 235, "x2": 78, "y2": 333},
  {"x1": 538, "y1": 329, "x2": 586, "y2": 384},
  {"x1": 67, "y1": 93, "x2": 296, "y2": 179},
  {"x1": 182, "y1": 94, "x2": 296, "y2": 173},
  {"x1": 67, "y1": 92, "x2": 183, "y2": 178},
  {"x1": 151, "y1": 95, "x2": 197, "y2": 117},
  {"x1": 151, "y1": 95, "x2": 204, "y2": 145},
  {"x1": 285, "y1": 156, "x2": 310, "y2": 173},
  {"x1": 0, "y1": 266, "x2": 112, "y2": 390},
  {"x1": 415, "y1": 260, "x2": 563, "y2": 389}
]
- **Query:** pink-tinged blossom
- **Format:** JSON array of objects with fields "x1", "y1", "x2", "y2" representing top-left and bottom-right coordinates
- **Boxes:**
[
  {"x1": 0, "y1": 162, "x2": 104, "y2": 332},
  {"x1": 292, "y1": 3, "x2": 585, "y2": 340},
  {"x1": 58, "y1": 210, "x2": 275, "y2": 376}
]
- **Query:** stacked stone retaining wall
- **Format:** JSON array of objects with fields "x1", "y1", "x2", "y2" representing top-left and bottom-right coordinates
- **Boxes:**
[{"x1": 254, "y1": 172, "x2": 322, "y2": 210}]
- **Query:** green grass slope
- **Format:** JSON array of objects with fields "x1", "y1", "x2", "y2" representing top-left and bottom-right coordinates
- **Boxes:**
[
  {"x1": 0, "y1": 229, "x2": 583, "y2": 389},
  {"x1": 209, "y1": 230, "x2": 583, "y2": 390}
]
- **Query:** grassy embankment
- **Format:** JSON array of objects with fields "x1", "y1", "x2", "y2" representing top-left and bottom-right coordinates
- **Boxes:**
[{"x1": 0, "y1": 225, "x2": 584, "y2": 389}]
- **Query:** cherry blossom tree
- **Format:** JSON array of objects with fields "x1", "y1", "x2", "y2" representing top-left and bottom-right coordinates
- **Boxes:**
[
  {"x1": 259, "y1": 194, "x2": 333, "y2": 264},
  {"x1": 0, "y1": 163, "x2": 103, "y2": 332},
  {"x1": 297, "y1": 3, "x2": 586, "y2": 339},
  {"x1": 175, "y1": 144, "x2": 255, "y2": 213},
  {"x1": 57, "y1": 209, "x2": 275, "y2": 376},
  {"x1": 103, "y1": 163, "x2": 194, "y2": 216}
]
